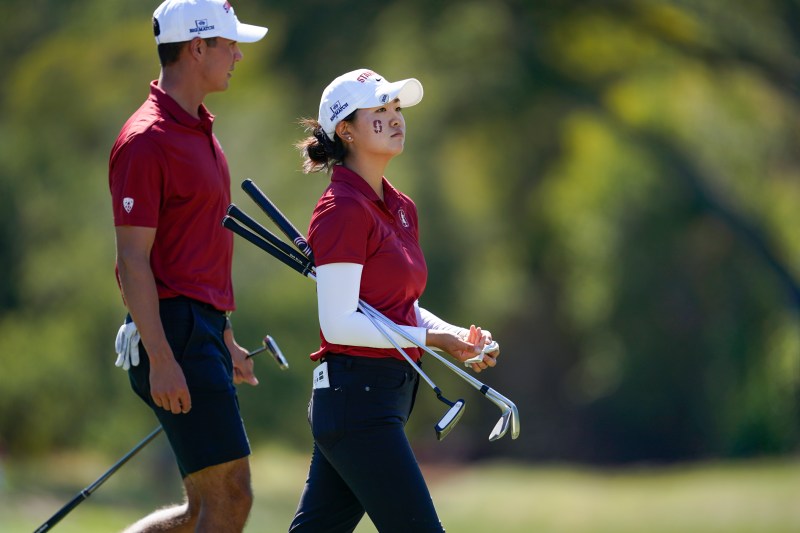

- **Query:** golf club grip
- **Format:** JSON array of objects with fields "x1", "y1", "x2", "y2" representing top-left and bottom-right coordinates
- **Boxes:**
[
  {"x1": 222, "y1": 216, "x2": 314, "y2": 278},
  {"x1": 241, "y1": 179, "x2": 315, "y2": 263},
  {"x1": 227, "y1": 204, "x2": 308, "y2": 267}
]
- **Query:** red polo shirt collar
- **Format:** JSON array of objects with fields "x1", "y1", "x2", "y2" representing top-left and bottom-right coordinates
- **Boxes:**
[
  {"x1": 149, "y1": 80, "x2": 215, "y2": 132},
  {"x1": 331, "y1": 164, "x2": 401, "y2": 210}
]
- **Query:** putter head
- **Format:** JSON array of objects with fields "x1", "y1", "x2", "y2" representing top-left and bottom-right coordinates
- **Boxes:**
[
  {"x1": 435, "y1": 399, "x2": 465, "y2": 441},
  {"x1": 264, "y1": 335, "x2": 289, "y2": 370}
]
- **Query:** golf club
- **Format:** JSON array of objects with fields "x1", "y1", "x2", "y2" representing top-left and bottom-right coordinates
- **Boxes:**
[
  {"x1": 224, "y1": 184, "x2": 520, "y2": 440},
  {"x1": 247, "y1": 334, "x2": 289, "y2": 370},
  {"x1": 34, "y1": 336, "x2": 282, "y2": 532}
]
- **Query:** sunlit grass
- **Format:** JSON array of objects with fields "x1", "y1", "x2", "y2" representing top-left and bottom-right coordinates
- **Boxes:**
[{"x1": 3, "y1": 444, "x2": 799, "y2": 533}]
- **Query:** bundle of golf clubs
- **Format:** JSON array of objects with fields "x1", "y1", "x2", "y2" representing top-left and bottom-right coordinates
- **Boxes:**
[
  {"x1": 34, "y1": 335, "x2": 288, "y2": 532},
  {"x1": 224, "y1": 178, "x2": 520, "y2": 443}
]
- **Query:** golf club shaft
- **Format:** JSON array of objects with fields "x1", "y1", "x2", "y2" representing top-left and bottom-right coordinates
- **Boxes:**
[
  {"x1": 33, "y1": 426, "x2": 163, "y2": 533},
  {"x1": 361, "y1": 304, "x2": 440, "y2": 393}
]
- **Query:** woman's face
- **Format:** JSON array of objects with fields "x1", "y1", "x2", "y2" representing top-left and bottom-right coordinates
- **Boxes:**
[{"x1": 341, "y1": 98, "x2": 407, "y2": 159}]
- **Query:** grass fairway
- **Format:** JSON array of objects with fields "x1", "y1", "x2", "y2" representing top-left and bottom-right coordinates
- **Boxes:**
[{"x1": 3, "y1": 443, "x2": 799, "y2": 532}]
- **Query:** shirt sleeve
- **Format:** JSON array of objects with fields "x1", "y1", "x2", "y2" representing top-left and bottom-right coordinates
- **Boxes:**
[
  {"x1": 317, "y1": 263, "x2": 427, "y2": 348},
  {"x1": 308, "y1": 195, "x2": 371, "y2": 267},
  {"x1": 414, "y1": 302, "x2": 468, "y2": 337},
  {"x1": 109, "y1": 135, "x2": 164, "y2": 228}
]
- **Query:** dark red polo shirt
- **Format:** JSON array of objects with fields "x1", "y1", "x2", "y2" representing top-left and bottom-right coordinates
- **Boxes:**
[
  {"x1": 308, "y1": 165, "x2": 428, "y2": 361},
  {"x1": 109, "y1": 81, "x2": 235, "y2": 311}
]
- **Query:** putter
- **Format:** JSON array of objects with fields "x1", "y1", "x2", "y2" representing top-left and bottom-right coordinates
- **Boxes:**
[
  {"x1": 34, "y1": 337, "x2": 280, "y2": 532},
  {"x1": 224, "y1": 185, "x2": 520, "y2": 441},
  {"x1": 247, "y1": 334, "x2": 289, "y2": 370}
]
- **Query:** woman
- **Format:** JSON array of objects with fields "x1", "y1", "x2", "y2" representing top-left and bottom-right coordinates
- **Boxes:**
[{"x1": 289, "y1": 68, "x2": 501, "y2": 533}]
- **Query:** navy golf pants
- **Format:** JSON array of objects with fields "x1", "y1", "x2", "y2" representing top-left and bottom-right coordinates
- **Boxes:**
[{"x1": 289, "y1": 355, "x2": 445, "y2": 533}]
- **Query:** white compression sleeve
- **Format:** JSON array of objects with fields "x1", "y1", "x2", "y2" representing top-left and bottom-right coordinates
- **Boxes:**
[
  {"x1": 414, "y1": 302, "x2": 469, "y2": 338},
  {"x1": 316, "y1": 263, "x2": 427, "y2": 348}
]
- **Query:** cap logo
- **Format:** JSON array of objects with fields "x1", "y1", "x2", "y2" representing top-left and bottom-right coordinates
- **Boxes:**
[
  {"x1": 380, "y1": 94, "x2": 389, "y2": 104},
  {"x1": 153, "y1": 17, "x2": 161, "y2": 37},
  {"x1": 223, "y1": 1, "x2": 232, "y2": 13},
  {"x1": 328, "y1": 100, "x2": 350, "y2": 122},
  {"x1": 190, "y1": 19, "x2": 215, "y2": 34},
  {"x1": 356, "y1": 71, "x2": 377, "y2": 83}
]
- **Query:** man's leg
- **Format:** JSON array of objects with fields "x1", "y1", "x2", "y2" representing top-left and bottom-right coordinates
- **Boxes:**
[{"x1": 122, "y1": 457, "x2": 251, "y2": 533}]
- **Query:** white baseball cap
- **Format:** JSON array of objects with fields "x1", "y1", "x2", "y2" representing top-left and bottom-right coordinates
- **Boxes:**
[
  {"x1": 318, "y1": 68, "x2": 424, "y2": 140},
  {"x1": 153, "y1": 0, "x2": 268, "y2": 45}
]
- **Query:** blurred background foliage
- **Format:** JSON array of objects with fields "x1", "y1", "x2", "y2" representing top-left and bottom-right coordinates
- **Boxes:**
[{"x1": 1, "y1": 0, "x2": 799, "y2": 470}]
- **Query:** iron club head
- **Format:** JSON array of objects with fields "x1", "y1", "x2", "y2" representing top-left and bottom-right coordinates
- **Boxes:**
[
  {"x1": 484, "y1": 389, "x2": 521, "y2": 441},
  {"x1": 488, "y1": 406, "x2": 512, "y2": 442}
]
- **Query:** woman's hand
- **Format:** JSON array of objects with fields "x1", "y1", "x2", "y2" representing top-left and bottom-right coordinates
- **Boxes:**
[
  {"x1": 462, "y1": 325, "x2": 499, "y2": 373},
  {"x1": 426, "y1": 325, "x2": 500, "y2": 373}
]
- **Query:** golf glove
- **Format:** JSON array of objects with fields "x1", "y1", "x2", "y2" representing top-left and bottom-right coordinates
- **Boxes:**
[{"x1": 114, "y1": 321, "x2": 140, "y2": 370}]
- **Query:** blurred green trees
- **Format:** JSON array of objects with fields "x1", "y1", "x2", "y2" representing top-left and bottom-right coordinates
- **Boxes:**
[{"x1": 0, "y1": 0, "x2": 798, "y2": 463}]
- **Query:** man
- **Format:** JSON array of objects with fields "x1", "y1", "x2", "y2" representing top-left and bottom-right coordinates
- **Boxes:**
[{"x1": 108, "y1": 1, "x2": 267, "y2": 531}]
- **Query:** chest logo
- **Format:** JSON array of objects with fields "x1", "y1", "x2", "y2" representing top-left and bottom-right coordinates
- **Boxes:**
[
  {"x1": 123, "y1": 197, "x2": 134, "y2": 213},
  {"x1": 397, "y1": 208, "x2": 409, "y2": 228}
]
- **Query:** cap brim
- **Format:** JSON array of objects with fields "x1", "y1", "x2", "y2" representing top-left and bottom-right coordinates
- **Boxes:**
[
  {"x1": 234, "y1": 22, "x2": 268, "y2": 43},
  {"x1": 385, "y1": 78, "x2": 423, "y2": 108}
]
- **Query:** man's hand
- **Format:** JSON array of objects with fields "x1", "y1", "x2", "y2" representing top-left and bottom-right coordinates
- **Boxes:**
[
  {"x1": 148, "y1": 355, "x2": 192, "y2": 414},
  {"x1": 226, "y1": 334, "x2": 259, "y2": 386}
]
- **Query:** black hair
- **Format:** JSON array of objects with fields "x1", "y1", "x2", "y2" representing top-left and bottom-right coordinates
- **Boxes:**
[
  {"x1": 156, "y1": 37, "x2": 218, "y2": 67},
  {"x1": 295, "y1": 111, "x2": 357, "y2": 173}
]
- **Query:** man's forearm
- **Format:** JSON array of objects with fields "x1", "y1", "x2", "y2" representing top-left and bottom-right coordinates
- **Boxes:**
[{"x1": 117, "y1": 256, "x2": 172, "y2": 363}]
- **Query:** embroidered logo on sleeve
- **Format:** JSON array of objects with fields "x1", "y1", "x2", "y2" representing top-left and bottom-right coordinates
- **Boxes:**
[{"x1": 123, "y1": 197, "x2": 134, "y2": 213}]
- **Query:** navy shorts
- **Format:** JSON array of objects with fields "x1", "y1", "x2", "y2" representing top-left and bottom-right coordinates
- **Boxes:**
[{"x1": 128, "y1": 297, "x2": 250, "y2": 477}]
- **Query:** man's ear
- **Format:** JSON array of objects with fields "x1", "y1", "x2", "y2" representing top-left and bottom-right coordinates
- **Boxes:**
[{"x1": 187, "y1": 37, "x2": 205, "y2": 60}]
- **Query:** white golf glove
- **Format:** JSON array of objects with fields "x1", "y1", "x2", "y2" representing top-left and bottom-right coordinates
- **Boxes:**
[{"x1": 114, "y1": 321, "x2": 140, "y2": 370}]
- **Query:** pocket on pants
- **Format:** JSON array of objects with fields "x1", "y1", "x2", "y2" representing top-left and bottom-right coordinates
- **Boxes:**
[{"x1": 309, "y1": 387, "x2": 346, "y2": 449}]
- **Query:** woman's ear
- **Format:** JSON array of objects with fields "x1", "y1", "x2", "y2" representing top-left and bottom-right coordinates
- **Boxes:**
[{"x1": 335, "y1": 122, "x2": 352, "y2": 142}]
